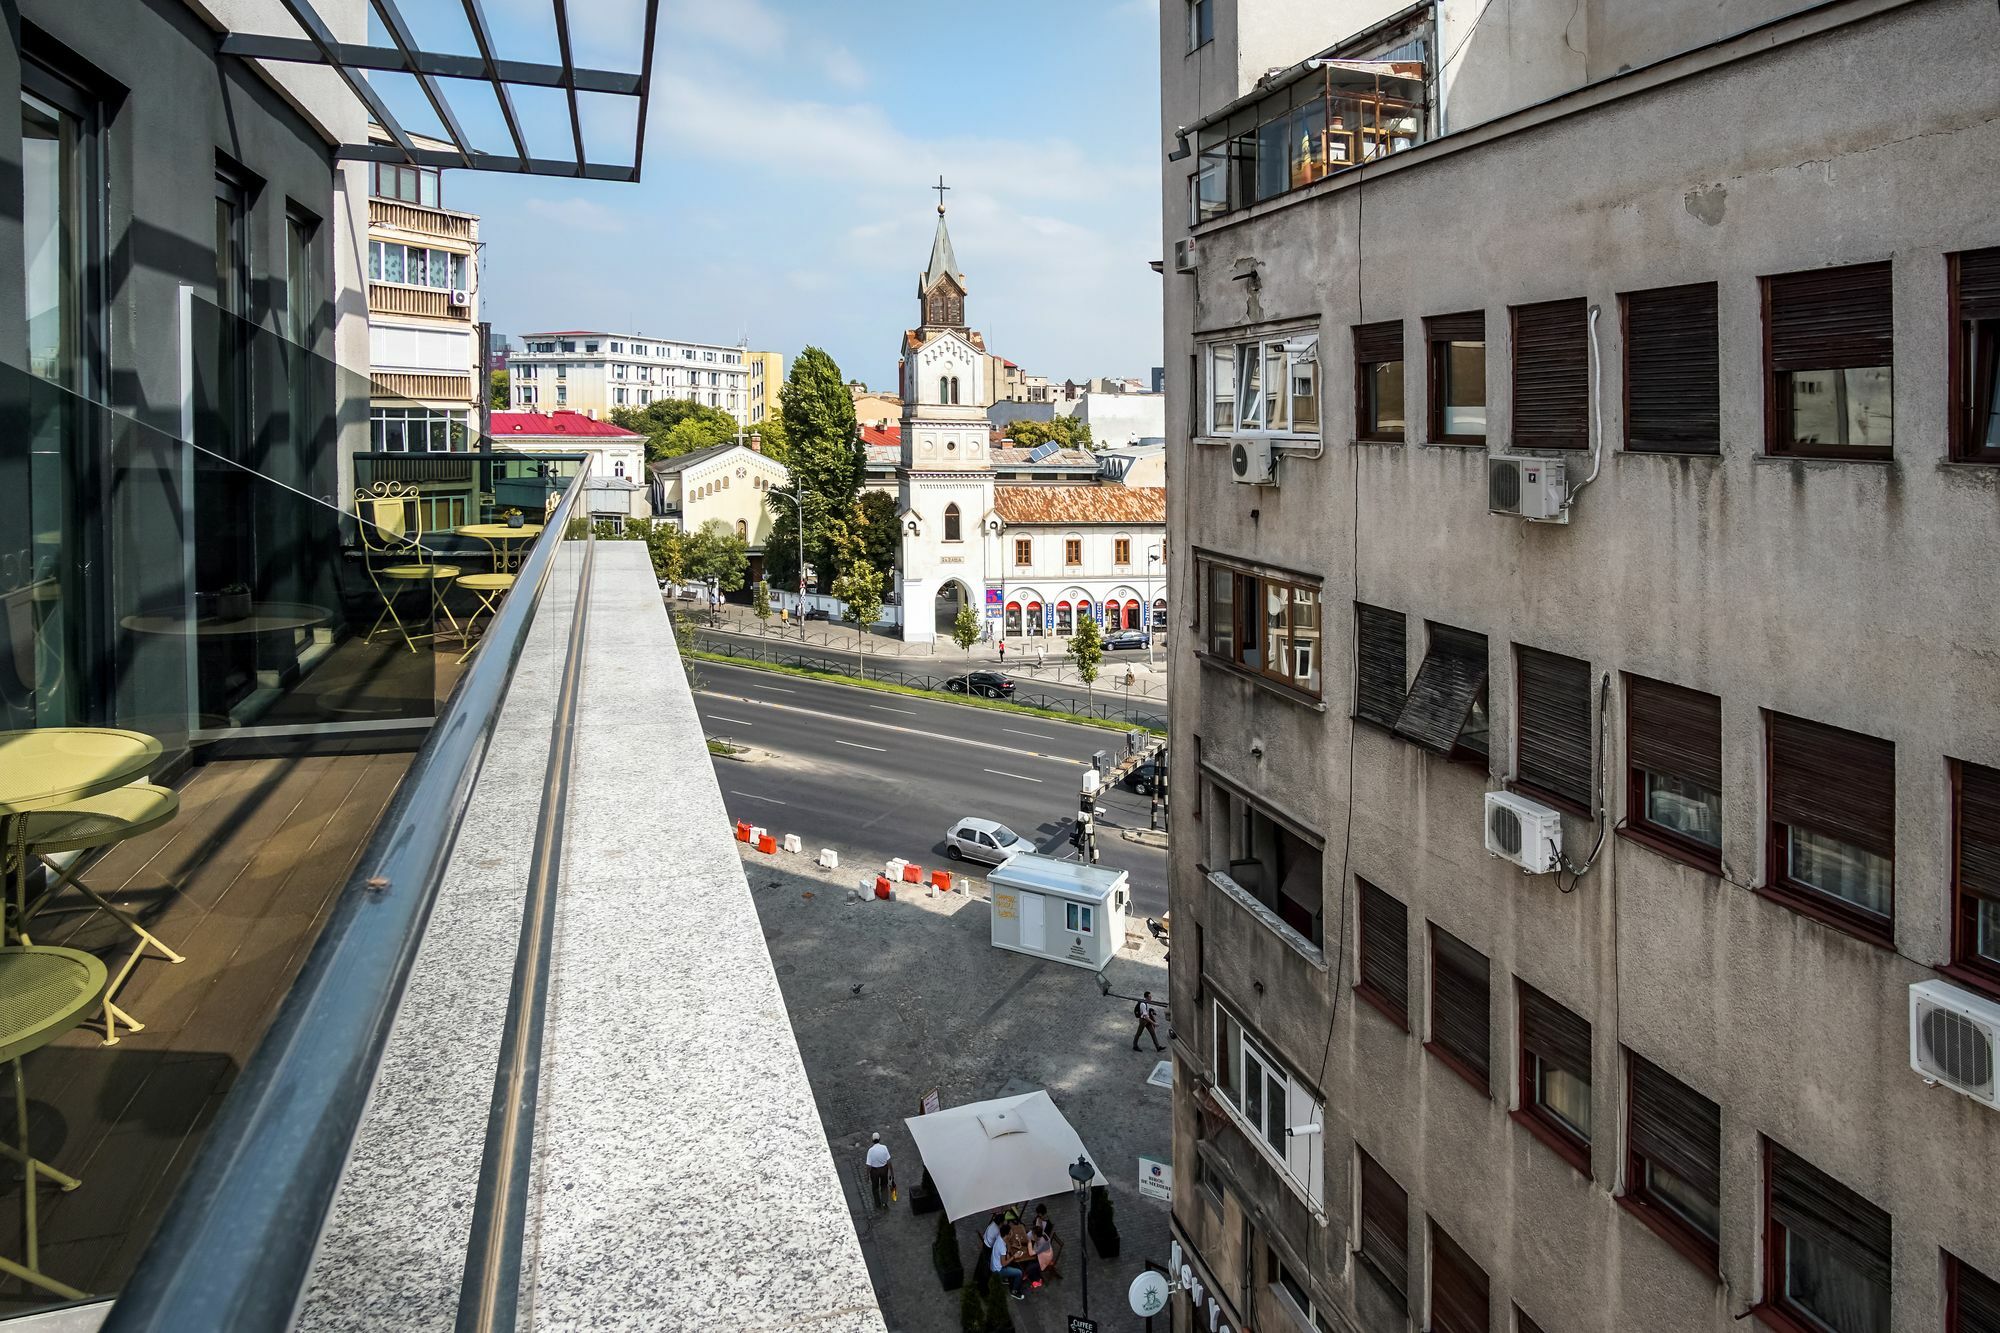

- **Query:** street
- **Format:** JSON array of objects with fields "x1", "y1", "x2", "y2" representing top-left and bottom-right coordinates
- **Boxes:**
[{"x1": 692, "y1": 658, "x2": 1171, "y2": 915}]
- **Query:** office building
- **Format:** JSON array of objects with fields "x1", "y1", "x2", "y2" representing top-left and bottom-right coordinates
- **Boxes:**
[{"x1": 510, "y1": 330, "x2": 752, "y2": 423}]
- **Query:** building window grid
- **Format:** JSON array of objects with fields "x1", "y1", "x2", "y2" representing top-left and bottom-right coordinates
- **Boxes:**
[
  {"x1": 1198, "y1": 557, "x2": 1322, "y2": 697},
  {"x1": 1622, "y1": 1051, "x2": 1722, "y2": 1273},
  {"x1": 1514, "y1": 980, "x2": 1593, "y2": 1175},
  {"x1": 1209, "y1": 999, "x2": 1322, "y2": 1202},
  {"x1": 1425, "y1": 311, "x2": 1487, "y2": 443},
  {"x1": 369, "y1": 406, "x2": 470, "y2": 453},
  {"x1": 368, "y1": 240, "x2": 466, "y2": 292},
  {"x1": 1760, "y1": 1140, "x2": 1893, "y2": 1333},
  {"x1": 1202, "y1": 335, "x2": 1319, "y2": 437},
  {"x1": 1764, "y1": 711, "x2": 1896, "y2": 945},
  {"x1": 1354, "y1": 321, "x2": 1405, "y2": 442},
  {"x1": 1951, "y1": 249, "x2": 2000, "y2": 463},
  {"x1": 1763, "y1": 262, "x2": 1895, "y2": 460}
]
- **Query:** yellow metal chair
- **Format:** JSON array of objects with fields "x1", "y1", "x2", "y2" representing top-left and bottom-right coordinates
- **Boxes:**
[
  {"x1": 454, "y1": 572, "x2": 516, "y2": 663},
  {"x1": 15, "y1": 783, "x2": 184, "y2": 1046},
  {"x1": 356, "y1": 482, "x2": 461, "y2": 653}
]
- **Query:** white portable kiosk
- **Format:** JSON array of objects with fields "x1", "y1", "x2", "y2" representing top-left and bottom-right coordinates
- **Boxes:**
[{"x1": 987, "y1": 851, "x2": 1130, "y2": 972}]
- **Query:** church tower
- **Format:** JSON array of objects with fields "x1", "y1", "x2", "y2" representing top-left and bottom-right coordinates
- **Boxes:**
[{"x1": 896, "y1": 184, "x2": 996, "y2": 644}]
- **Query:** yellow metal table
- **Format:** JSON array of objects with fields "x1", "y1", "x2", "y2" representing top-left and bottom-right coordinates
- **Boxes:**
[
  {"x1": 0, "y1": 729, "x2": 163, "y2": 932},
  {"x1": 455, "y1": 522, "x2": 544, "y2": 574}
]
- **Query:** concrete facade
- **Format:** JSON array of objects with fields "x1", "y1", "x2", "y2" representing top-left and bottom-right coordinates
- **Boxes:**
[
  {"x1": 1159, "y1": 2, "x2": 2000, "y2": 1332},
  {"x1": 511, "y1": 330, "x2": 751, "y2": 423}
]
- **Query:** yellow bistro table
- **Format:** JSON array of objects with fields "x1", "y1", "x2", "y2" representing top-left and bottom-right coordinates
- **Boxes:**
[
  {"x1": 455, "y1": 522, "x2": 544, "y2": 574},
  {"x1": 0, "y1": 729, "x2": 162, "y2": 928}
]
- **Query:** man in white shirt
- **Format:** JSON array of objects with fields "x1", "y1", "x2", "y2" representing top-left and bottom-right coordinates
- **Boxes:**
[
  {"x1": 989, "y1": 1222, "x2": 1026, "y2": 1300},
  {"x1": 1133, "y1": 990, "x2": 1166, "y2": 1052},
  {"x1": 864, "y1": 1132, "x2": 895, "y2": 1209}
]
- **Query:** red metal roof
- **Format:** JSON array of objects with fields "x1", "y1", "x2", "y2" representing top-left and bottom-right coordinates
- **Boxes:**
[
  {"x1": 490, "y1": 410, "x2": 644, "y2": 439},
  {"x1": 861, "y1": 424, "x2": 902, "y2": 448}
]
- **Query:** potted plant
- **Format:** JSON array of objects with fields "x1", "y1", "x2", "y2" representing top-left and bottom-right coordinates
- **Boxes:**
[
  {"x1": 1087, "y1": 1183, "x2": 1120, "y2": 1259},
  {"x1": 958, "y1": 1280, "x2": 987, "y2": 1332},
  {"x1": 911, "y1": 1166, "x2": 943, "y2": 1215},
  {"x1": 217, "y1": 582, "x2": 253, "y2": 620},
  {"x1": 502, "y1": 507, "x2": 525, "y2": 529},
  {"x1": 932, "y1": 1213, "x2": 964, "y2": 1291}
]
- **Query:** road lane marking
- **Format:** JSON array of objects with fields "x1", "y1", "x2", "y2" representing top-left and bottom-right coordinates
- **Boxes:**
[
  {"x1": 708, "y1": 715, "x2": 756, "y2": 726},
  {"x1": 694, "y1": 689, "x2": 1098, "y2": 766},
  {"x1": 869, "y1": 704, "x2": 919, "y2": 716},
  {"x1": 984, "y1": 769, "x2": 1043, "y2": 783},
  {"x1": 835, "y1": 738, "x2": 888, "y2": 753},
  {"x1": 1004, "y1": 728, "x2": 1062, "y2": 741},
  {"x1": 729, "y1": 790, "x2": 786, "y2": 805}
]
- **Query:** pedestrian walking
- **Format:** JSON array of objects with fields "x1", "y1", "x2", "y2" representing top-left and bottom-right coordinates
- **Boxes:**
[
  {"x1": 1132, "y1": 990, "x2": 1166, "y2": 1052},
  {"x1": 998, "y1": 639, "x2": 1007, "y2": 663},
  {"x1": 864, "y1": 1132, "x2": 895, "y2": 1208},
  {"x1": 1035, "y1": 646, "x2": 1045, "y2": 670}
]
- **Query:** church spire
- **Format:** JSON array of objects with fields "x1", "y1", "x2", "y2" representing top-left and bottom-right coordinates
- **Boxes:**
[
  {"x1": 923, "y1": 197, "x2": 960, "y2": 294},
  {"x1": 918, "y1": 179, "x2": 966, "y2": 330}
]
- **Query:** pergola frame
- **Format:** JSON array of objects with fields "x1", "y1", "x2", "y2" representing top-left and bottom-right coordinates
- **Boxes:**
[{"x1": 217, "y1": 0, "x2": 661, "y2": 182}]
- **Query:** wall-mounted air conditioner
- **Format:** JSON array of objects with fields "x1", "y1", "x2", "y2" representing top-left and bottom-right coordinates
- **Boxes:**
[
  {"x1": 450, "y1": 289, "x2": 471, "y2": 308},
  {"x1": 1911, "y1": 979, "x2": 2000, "y2": 1109},
  {"x1": 1173, "y1": 237, "x2": 1200, "y2": 273},
  {"x1": 1230, "y1": 437, "x2": 1276, "y2": 485},
  {"x1": 1488, "y1": 455, "x2": 1567, "y2": 522},
  {"x1": 1484, "y1": 790, "x2": 1562, "y2": 874}
]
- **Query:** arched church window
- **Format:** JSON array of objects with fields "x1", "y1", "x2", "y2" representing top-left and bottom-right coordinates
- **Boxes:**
[
  {"x1": 944, "y1": 504, "x2": 962, "y2": 543},
  {"x1": 736, "y1": 519, "x2": 748, "y2": 540},
  {"x1": 938, "y1": 375, "x2": 949, "y2": 403},
  {"x1": 950, "y1": 376, "x2": 962, "y2": 405}
]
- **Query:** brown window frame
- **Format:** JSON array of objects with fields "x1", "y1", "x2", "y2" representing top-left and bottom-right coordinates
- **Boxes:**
[
  {"x1": 1356, "y1": 1148, "x2": 1408, "y2": 1309},
  {"x1": 1514, "y1": 644, "x2": 1594, "y2": 816},
  {"x1": 1196, "y1": 556, "x2": 1324, "y2": 700},
  {"x1": 1426, "y1": 924, "x2": 1490, "y2": 1095},
  {"x1": 1622, "y1": 282, "x2": 1720, "y2": 454},
  {"x1": 1950, "y1": 759, "x2": 2000, "y2": 999},
  {"x1": 1756, "y1": 1140, "x2": 1892, "y2": 1333},
  {"x1": 942, "y1": 503, "x2": 962, "y2": 543},
  {"x1": 1114, "y1": 537, "x2": 1132, "y2": 565},
  {"x1": 1429, "y1": 1219, "x2": 1490, "y2": 1333},
  {"x1": 1013, "y1": 537, "x2": 1032, "y2": 566},
  {"x1": 1620, "y1": 1051, "x2": 1721, "y2": 1276},
  {"x1": 1354, "y1": 320, "x2": 1405, "y2": 443},
  {"x1": 1950, "y1": 249, "x2": 2000, "y2": 464},
  {"x1": 1063, "y1": 537, "x2": 1083, "y2": 566},
  {"x1": 1426, "y1": 311, "x2": 1486, "y2": 444},
  {"x1": 1762, "y1": 711, "x2": 1896, "y2": 948},
  {"x1": 1622, "y1": 674, "x2": 1724, "y2": 874},
  {"x1": 1510, "y1": 297, "x2": 1590, "y2": 450},
  {"x1": 1355, "y1": 878, "x2": 1409, "y2": 1029},
  {"x1": 1946, "y1": 1250, "x2": 2000, "y2": 1332},
  {"x1": 1513, "y1": 981, "x2": 1592, "y2": 1177},
  {"x1": 1762, "y1": 261, "x2": 1895, "y2": 461},
  {"x1": 1354, "y1": 603, "x2": 1407, "y2": 731}
]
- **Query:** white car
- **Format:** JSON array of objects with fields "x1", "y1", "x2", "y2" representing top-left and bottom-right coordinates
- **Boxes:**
[{"x1": 944, "y1": 818, "x2": 1030, "y2": 866}]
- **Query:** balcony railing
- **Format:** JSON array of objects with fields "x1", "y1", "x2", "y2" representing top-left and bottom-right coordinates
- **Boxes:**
[
  {"x1": 366, "y1": 283, "x2": 472, "y2": 321},
  {"x1": 367, "y1": 197, "x2": 477, "y2": 243}
]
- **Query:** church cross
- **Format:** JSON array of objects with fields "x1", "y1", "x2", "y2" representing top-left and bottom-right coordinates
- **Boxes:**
[{"x1": 933, "y1": 175, "x2": 951, "y2": 214}]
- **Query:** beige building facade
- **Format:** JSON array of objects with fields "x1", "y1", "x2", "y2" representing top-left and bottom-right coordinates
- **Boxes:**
[
  {"x1": 747, "y1": 349, "x2": 784, "y2": 424},
  {"x1": 649, "y1": 440, "x2": 790, "y2": 578},
  {"x1": 511, "y1": 330, "x2": 751, "y2": 422},
  {"x1": 1159, "y1": 3, "x2": 2000, "y2": 1333}
]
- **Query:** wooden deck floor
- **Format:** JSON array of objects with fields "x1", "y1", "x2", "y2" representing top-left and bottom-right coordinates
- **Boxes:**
[{"x1": 0, "y1": 745, "x2": 413, "y2": 1312}]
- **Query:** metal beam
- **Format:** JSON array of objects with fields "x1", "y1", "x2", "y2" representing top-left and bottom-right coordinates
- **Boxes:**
[
  {"x1": 334, "y1": 143, "x2": 637, "y2": 182},
  {"x1": 550, "y1": 0, "x2": 587, "y2": 176},
  {"x1": 371, "y1": 0, "x2": 473, "y2": 167},
  {"x1": 458, "y1": 0, "x2": 530, "y2": 171},
  {"x1": 215, "y1": 33, "x2": 643, "y2": 95},
  {"x1": 272, "y1": 0, "x2": 416, "y2": 156},
  {"x1": 629, "y1": 0, "x2": 661, "y2": 179}
]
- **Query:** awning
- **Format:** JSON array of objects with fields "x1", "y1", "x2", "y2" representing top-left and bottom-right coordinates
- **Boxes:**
[{"x1": 903, "y1": 1090, "x2": 1106, "y2": 1222}]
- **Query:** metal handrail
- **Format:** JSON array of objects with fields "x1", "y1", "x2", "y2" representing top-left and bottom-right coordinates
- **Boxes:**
[{"x1": 101, "y1": 459, "x2": 597, "y2": 1333}]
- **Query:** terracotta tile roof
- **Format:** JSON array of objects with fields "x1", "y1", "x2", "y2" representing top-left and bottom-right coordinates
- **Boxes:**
[
  {"x1": 490, "y1": 410, "x2": 644, "y2": 439},
  {"x1": 993, "y1": 485, "x2": 1165, "y2": 525},
  {"x1": 991, "y1": 446, "x2": 1094, "y2": 468}
]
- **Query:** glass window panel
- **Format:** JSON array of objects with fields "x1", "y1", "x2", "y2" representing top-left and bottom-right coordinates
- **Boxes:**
[
  {"x1": 419, "y1": 169, "x2": 438, "y2": 207},
  {"x1": 1237, "y1": 345, "x2": 1263, "y2": 429},
  {"x1": 1265, "y1": 581, "x2": 1288, "y2": 678},
  {"x1": 1197, "y1": 142, "x2": 1228, "y2": 222},
  {"x1": 1369, "y1": 360, "x2": 1405, "y2": 435},
  {"x1": 1444, "y1": 342, "x2": 1487, "y2": 435},
  {"x1": 1263, "y1": 343, "x2": 1287, "y2": 432},
  {"x1": 1290, "y1": 354, "x2": 1319, "y2": 433},
  {"x1": 1535, "y1": 1059, "x2": 1592, "y2": 1140},
  {"x1": 429, "y1": 250, "x2": 448, "y2": 288},
  {"x1": 1219, "y1": 1008, "x2": 1242, "y2": 1103},
  {"x1": 1238, "y1": 573, "x2": 1262, "y2": 670},
  {"x1": 1787, "y1": 827, "x2": 1892, "y2": 916},
  {"x1": 383, "y1": 417, "x2": 406, "y2": 452},
  {"x1": 1265, "y1": 1071, "x2": 1286, "y2": 1155},
  {"x1": 452, "y1": 254, "x2": 466, "y2": 289},
  {"x1": 1244, "y1": 1048, "x2": 1265, "y2": 1127},
  {"x1": 1207, "y1": 563, "x2": 1235, "y2": 658},
  {"x1": 1786, "y1": 367, "x2": 1893, "y2": 450},
  {"x1": 428, "y1": 419, "x2": 448, "y2": 452},
  {"x1": 1289, "y1": 586, "x2": 1321, "y2": 692},
  {"x1": 367, "y1": 239, "x2": 382, "y2": 282},
  {"x1": 1210, "y1": 345, "x2": 1237, "y2": 431},
  {"x1": 1977, "y1": 895, "x2": 2000, "y2": 966},
  {"x1": 382, "y1": 244, "x2": 404, "y2": 284},
  {"x1": 1256, "y1": 109, "x2": 1290, "y2": 201},
  {"x1": 1643, "y1": 771, "x2": 1721, "y2": 848},
  {"x1": 1290, "y1": 98, "x2": 1327, "y2": 188},
  {"x1": 1643, "y1": 1159, "x2": 1720, "y2": 1241},
  {"x1": 1229, "y1": 125, "x2": 1257, "y2": 211},
  {"x1": 1784, "y1": 1230, "x2": 1889, "y2": 1333}
]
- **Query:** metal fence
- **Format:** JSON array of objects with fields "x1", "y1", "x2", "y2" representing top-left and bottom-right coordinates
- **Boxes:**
[{"x1": 682, "y1": 627, "x2": 1169, "y2": 730}]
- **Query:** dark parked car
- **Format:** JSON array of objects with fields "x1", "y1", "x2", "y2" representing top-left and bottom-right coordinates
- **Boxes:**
[
  {"x1": 1124, "y1": 758, "x2": 1161, "y2": 794},
  {"x1": 943, "y1": 670, "x2": 1016, "y2": 699},
  {"x1": 800, "y1": 606, "x2": 831, "y2": 621},
  {"x1": 1104, "y1": 630, "x2": 1150, "y2": 651}
]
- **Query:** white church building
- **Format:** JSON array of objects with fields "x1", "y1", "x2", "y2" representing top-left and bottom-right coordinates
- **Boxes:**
[{"x1": 891, "y1": 200, "x2": 1166, "y2": 646}]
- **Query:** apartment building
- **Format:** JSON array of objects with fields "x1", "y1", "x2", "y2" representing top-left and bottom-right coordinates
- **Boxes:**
[
  {"x1": 364, "y1": 132, "x2": 483, "y2": 459},
  {"x1": 511, "y1": 329, "x2": 753, "y2": 422},
  {"x1": 1158, "y1": 3, "x2": 2000, "y2": 1333},
  {"x1": 746, "y1": 348, "x2": 784, "y2": 424}
]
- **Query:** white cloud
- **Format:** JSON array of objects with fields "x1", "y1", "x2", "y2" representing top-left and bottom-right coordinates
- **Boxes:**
[
  {"x1": 659, "y1": 0, "x2": 787, "y2": 58},
  {"x1": 821, "y1": 45, "x2": 868, "y2": 92},
  {"x1": 521, "y1": 196, "x2": 628, "y2": 234}
]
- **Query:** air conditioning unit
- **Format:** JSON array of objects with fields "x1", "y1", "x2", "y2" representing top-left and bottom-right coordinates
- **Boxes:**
[
  {"x1": 1484, "y1": 790, "x2": 1563, "y2": 874},
  {"x1": 1488, "y1": 455, "x2": 1568, "y2": 522},
  {"x1": 1910, "y1": 980, "x2": 2000, "y2": 1109},
  {"x1": 449, "y1": 288, "x2": 470, "y2": 308},
  {"x1": 1173, "y1": 237, "x2": 1200, "y2": 273},
  {"x1": 1229, "y1": 438, "x2": 1277, "y2": 485}
]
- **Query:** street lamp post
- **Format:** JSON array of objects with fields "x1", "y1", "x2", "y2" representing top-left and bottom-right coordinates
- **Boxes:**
[
  {"x1": 771, "y1": 488, "x2": 808, "y2": 638},
  {"x1": 1069, "y1": 1154, "x2": 1094, "y2": 1318},
  {"x1": 1145, "y1": 545, "x2": 1162, "y2": 668}
]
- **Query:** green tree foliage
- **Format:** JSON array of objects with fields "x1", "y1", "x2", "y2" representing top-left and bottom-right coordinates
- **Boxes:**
[
  {"x1": 832, "y1": 562, "x2": 886, "y2": 667},
  {"x1": 683, "y1": 518, "x2": 748, "y2": 594},
  {"x1": 598, "y1": 516, "x2": 685, "y2": 585},
  {"x1": 745, "y1": 412, "x2": 790, "y2": 463},
  {"x1": 611, "y1": 399, "x2": 742, "y2": 462},
  {"x1": 1005, "y1": 415, "x2": 1092, "y2": 451},
  {"x1": 488, "y1": 368, "x2": 509, "y2": 410},
  {"x1": 951, "y1": 602, "x2": 980, "y2": 657},
  {"x1": 767, "y1": 346, "x2": 863, "y2": 590},
  {"x1": 1068, "y1": 610, "x2": 1104, "y2": 702},
  {"x1": 751, "y1": 580, "x2": 771, "y2": 624},
  {"x1": 852, "y1": 490, "x2": 900, "y2": 582}
]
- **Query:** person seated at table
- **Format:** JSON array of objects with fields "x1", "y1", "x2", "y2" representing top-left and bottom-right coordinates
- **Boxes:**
[
  {"x1": 988, "y1": 1222, "x2": 1027, "y2": 1301},
  {"x1": 1030, "y1": 1224, "x2": 1059, "y2": 1281},
  {"x1": 1004, "y1": 1222, "x2": 1042, "y2": 1289},
  {"x1": 1030, "y1": 1204, "x2": 1052, "y2": 1239}
]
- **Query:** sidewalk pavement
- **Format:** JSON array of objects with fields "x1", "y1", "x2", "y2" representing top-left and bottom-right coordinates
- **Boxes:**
[{"x1": 735, "y1": 838, "x2": 1176, "y2": 1333}]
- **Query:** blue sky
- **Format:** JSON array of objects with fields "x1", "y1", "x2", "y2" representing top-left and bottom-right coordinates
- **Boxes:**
[{"x1": 372, "y1": 0, "x2": 1165, "y2": 391}]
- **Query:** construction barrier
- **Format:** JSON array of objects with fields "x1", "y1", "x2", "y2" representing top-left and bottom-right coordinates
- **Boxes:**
[
  {"x1": 900, "y1": 862, "x2": 923, "y2": 884},
  {"x1": 818, "y1": 848, "x2": 839, "y2": 869},
  {"x1": 782, "y1": 833, "x2": 803, "y2": 854},
  {"x1": 874, "y1": 875, "x2": 893, "y2": 900},
  {"x1": 757, "y1": 834, "x2": 777, "y2": 854},
  {"x1": 930, "y1": 868, "x2": 952, "y2": 892},
  {"x1": 734, "y1": 821, "x2": 751, "y2": 843}
]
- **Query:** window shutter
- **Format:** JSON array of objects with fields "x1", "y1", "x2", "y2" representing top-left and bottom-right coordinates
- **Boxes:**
[
  {"x1": 1959, "y1": 1256, "x2": 2000, "y2": 1333},
  {"x1": 1959, "y1": 248, "x2": 2000, "y2": 322},
  {"x1": 1511, "y1": 298, "x2": 1589, "y2": 449},
  {"x1": 1358, "y1": 879, "x2": 1408, "y2": 1021},
  {"x1": 1393, "y1": 627, "x2": 1487, "y2": 754},
  {"x1": 1519, "y1": 984, "x2": 1591, "y2": 1083},
  {"x1": 1357, "y1": 1151, "x2": 1408, "y2": 1298},
  {"x1": 1627, "y1": 677, "x2": 1722, "y2": 790},
  {"x1": 1625, "y1": 283, "x2": 1720, "y2": 452},
  {"x1": 1429, "y1": 1223, "x2": 1490, "y2": 1333},
  {"x1": 1769, "y1": 714, "x2": 1895, "y2": 858},
  {"x1": 1516, "y1": 1312, "x2": 1548, "y2": 1333},
  {"x1": 1767, "y1": 262, "x2": 1893, "y2": 370},
  {"x1": 1431, "y1": 928, "x2": 1490, "y2": 1086},
  {"x1": 1628, "y1": 1054, "x2": 1721, "y2": 1200},
  {"x1": 1356, "y1": 604, "x2": 1408, "y2": 729},
  {"x1": 1962, "y1": 762, "x2": 2000, "y2": 902},
  {"x1": 1517, "y1": 646, "x2": 1593, "y2": 809},
  {"x1": 1428, "y1": 311, "x2": 1485, "y2": 344},
  {"x1": 1355, "y1": 320, "x2": 1403, "y2": 364},
  {"x1": 1769, "y1": 1144, "x2": 1892, "y2": 1289}
]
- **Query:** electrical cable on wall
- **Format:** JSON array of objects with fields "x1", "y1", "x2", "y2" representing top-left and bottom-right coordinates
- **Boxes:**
[
  {"x1": 1561, "y1": 304, "x2": 1606, "y2": 513},
  {"x1": 1554, "y1": 672, "x2": 1612, "y2": 892}
]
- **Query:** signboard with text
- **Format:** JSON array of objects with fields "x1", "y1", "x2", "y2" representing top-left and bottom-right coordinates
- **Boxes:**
[
  {"x1": 1138, "y1": 1154, "x2": 1173, "y2": 1203},
  {"x1": 1068, "y1": 1317, "x2": 1098, "y2": 1333}
]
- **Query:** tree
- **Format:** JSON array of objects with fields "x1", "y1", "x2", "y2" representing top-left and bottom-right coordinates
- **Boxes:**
[
  {"x1": 851, "y1": 490, "x2": 899, "y2": 583},
  {"x1": 831, "y1": 562, "x2": 885, "y2": 674},
  {"x1": 751, "y1": 580, "x2": 771, "y2": 628},
  {"x1": 1006, "y1": 415, "x2": 1093, "y2": 451},
  {"x1": 683, "y1": 518, "x2": 748, "y2": 605},
  {"x1": 1068, "y1": 609, "x2": 1104, "y2": 706},
  {"x1": 746, "y1": 412, "x2": 790, "y2": 463},
  {"x1": 951, "y1": 602, "x2": 980, "y2": 658},
  {"x1": 597, "y1": 516, "x2": 685, "y2": 586},
  {"x1": 611, "y1": 398, "x2": 742, "y2": 461},
  {"x1": 768, "y1": 346, "x2": 863, "y2": 591},
  {"x1": 488, "y1": 368, "x2": 509, "y2": 410}
]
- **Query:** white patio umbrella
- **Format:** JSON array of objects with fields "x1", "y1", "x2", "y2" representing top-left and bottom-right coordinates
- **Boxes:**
[{"x1": 903, "y1": 1089, "x2": 1108, "y2": 1222}]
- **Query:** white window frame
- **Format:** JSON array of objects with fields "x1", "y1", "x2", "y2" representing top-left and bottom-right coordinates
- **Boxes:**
[
  {"x1": 1210, "y1": 997, "x2": 1325, "y2": 1210},
  {"x1": 1065, "y1": 902, "x2": 1094, "y2": 935},
  {"x1": 1201, "y1": 333, "x2": 1319, "y2": 439}
]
